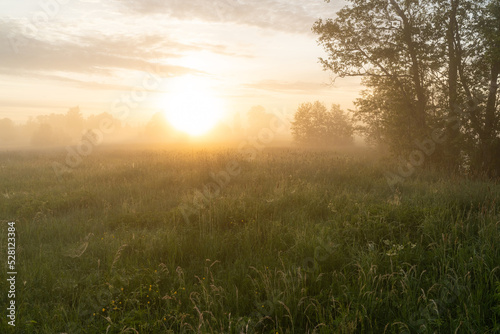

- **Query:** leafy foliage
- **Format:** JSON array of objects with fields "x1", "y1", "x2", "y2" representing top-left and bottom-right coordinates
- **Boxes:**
[
  {"x1": 291, "y1": 101, "x2": 353, "y2": 146},
  {"x1": 314, "y1": 0, "x2": 500, "y2": 175}
]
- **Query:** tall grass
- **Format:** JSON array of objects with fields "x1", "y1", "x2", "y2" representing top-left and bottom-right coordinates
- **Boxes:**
[{"x1": 0, "y1": 145, "x2": 499, "y2": 333}]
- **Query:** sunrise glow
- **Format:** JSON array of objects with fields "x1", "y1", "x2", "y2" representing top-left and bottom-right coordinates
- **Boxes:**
[{"x1": 162, "y1": 76, "x2": 225, "y2": 136}]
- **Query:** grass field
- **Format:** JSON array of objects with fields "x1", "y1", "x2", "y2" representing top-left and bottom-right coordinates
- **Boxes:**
[{"x1": 1, "y1": 145, "x2": 499, "y2": 333}]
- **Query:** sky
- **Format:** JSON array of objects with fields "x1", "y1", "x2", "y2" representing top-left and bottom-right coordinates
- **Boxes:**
[{"x1": 0, "y1": 0, "x2": 361, "y2": 127}]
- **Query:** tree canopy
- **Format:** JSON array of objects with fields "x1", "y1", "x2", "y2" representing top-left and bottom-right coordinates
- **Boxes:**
[
  {"x1": 314, "y1": 0, "x2": 500, "y2": 175},
  {"x1": 291, "y1": 101, "x2": 353, "y2": 146}
]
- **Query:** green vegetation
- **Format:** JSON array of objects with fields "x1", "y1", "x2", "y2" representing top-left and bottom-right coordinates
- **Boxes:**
[
  {"x1": 1, "y1": 146, "x2": 499, "y2": 333},
  {"x1": 314, "y1": 0, "x2": 500, "y2": 175},
  {"x1": 291, "y1": 102, "x2": 353, "y2": 146}
]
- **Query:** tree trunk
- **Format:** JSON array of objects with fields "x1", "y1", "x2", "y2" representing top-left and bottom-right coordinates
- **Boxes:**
[
  {"x1": 480, "y1": 60, "x2": 500, "y2": 174},
  {"x1": 479, "y1": 3, "x2": 500, "y2": 176},
  {"x1": 446, "y1": 0, "x2": 461, "y2": 171},
  {"x1": 389, "y1": 0, "x2": 427, "y2": 135}
]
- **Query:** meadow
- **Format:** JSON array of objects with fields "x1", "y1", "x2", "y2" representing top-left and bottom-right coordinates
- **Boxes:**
[{"x1": 0, "y1": 145, "x2": 499, "y2": 333}]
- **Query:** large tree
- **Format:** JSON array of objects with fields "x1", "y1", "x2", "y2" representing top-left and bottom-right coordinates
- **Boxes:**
[{"x1": 314, "y1": 0, "x2": 500, "y2": 175}]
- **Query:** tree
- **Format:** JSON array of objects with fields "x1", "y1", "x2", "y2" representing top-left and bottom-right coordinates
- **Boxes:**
[
  {"x1": 65, "y1": 106, "x2": 84, "y2": 136},
  {"x1": 291, "y1": 101, "x2": 353, "y2": 146},
  {"x1": 246, "y1": 106, "x2": 274, "y2": 135},
  {"x1": 86, "y1": 112, "x2": 122, "y2": 131},
  {"x1": 313, "y1": 0, "x2": 440, "y2": 151},
  {"x1": 0, "y1": 118, "x2": 15, "y2": 144},
  {"x1": 329, "y1": 103, "x2": 355, "y2": 145},
  {"x1": 469, "y1": 1, "x2": 500, "y2": 174},
  {"x1": 314, "y1": 0, "x2": 500, "y2": 175},
  {"x1": 144, "y1": 112, "x2": 173, "y2": 142},
  {"x1": 31, "y1": 123, "x2": 54, "y2": 146}
]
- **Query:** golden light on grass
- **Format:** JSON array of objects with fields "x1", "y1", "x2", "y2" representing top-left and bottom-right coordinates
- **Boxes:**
[{"x1": 163, "y1": 75, "x2": 225, "y2": 136}]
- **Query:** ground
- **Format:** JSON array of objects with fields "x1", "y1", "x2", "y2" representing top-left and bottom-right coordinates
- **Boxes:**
[{"x1": 0, "y1": 145, "x2": 499, "y2": 333}]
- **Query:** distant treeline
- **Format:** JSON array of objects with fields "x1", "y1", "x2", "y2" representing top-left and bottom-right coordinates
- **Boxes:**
[
  {"x1": 1, "y1": 107, "x2": 129, "y2": 147},
  {"x1": 0, "y1": 106, "x2": 293, "y2": 148}
]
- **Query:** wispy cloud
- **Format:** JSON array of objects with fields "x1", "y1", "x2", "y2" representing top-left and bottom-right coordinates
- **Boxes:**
[
  {"x1": 244, "y1": 80, "x2": 330, "y2": 94},
  {"x1": 1, "y1": 20, "x2": 206, "y2": 76},
  {"x1": 117, "y1": 0, "x2": 336, "y2": 34},
  {"x1": 25, "y1": 72, "x2": 167, "y2": 92}
]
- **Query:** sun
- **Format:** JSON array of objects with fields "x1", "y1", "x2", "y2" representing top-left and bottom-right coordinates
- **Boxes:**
[{"x1": 163, "y1": 76, "x2": 225, "y2": 136}]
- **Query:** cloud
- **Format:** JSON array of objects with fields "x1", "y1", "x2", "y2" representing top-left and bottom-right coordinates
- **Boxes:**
[
  {"x1": 244, "y1": 79, "x2": 330, "y2": 94},
  {"x1": 0, "y1": 19, "x2": 253, "y2": 85},
  {"x1": 117, "y1": 0, "x2": 334, "y2": 34},
  {"x1": 24, "y1": 72, "x2": 167, "y2": 92}
]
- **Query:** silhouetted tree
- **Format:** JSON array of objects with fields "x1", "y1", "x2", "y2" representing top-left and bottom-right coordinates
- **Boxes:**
[
  {"x1": 65, "y1": 106, "x2": 84, "y2": 136},
  {"x1": 247, "y1": 106, "x2": 274, "y2": 135},
  {"x1": 86, "y1": 112, "x2": 121, "y2": 131},
  {"x1": 31, "y1": 123, "x2": 54, "y2": 146},
  {"x1": 291, "y1": 101, "x2": 353, "y2": 146},
  {"x1": 145, "y1": 112, "x2": 173, "y2": 141},
  {"x1": 314, "y1": 0, "x2": 500, "y2": 175},
  {"x1": 0, "y1": 118, "x2": 15, "y2": 144}
]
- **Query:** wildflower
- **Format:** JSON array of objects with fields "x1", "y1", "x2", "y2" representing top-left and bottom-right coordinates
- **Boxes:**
[
  {"x1": 386, "y1": 244, "x2": 404, "y2": 256},
  {"x1": 102, "y1": 308, "x2": 105, "y2": 312}
]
